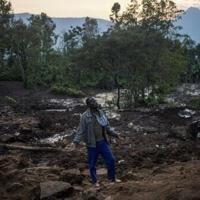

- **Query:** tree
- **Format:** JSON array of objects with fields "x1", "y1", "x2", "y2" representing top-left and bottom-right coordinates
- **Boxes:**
[
  {"x1": 24, "y1": 13, "x2": 57, "y2": 86},
  {"x1": 8, "y1": 13, "x2": 58, "y2": 88},
  {"x1": 109, "y1": 0, "x2": 186, "y2": 107},
  {"x1": 63, "y1": 17, "x2": 100, "y2": 85},
  {"x1": 183, "y1": 41, "x2": 200, "y2": 83},
  {"x1": 63, "y1": 17, "x2": 99, "y2": 53},
  {"x1": 63, "y1": 26, "x2": 83, "y2": 53},
  {"x1": 10, "y1": 19, "x2": 30, "y2": 87},
  {"x1": 110, "y1": 2, "x2": 121, "y2": 24},
  {"x1": 0, "y1": 0, "x2": 13, "y2": 80},
  {"x1": 82, "y1": 17, "x2": 99, "y2": 42},
  {"x1": 28, "y1": 13, "x2": 57, "y2": 65}
]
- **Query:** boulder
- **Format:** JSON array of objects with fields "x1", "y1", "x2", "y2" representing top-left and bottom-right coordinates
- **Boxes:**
[
  {"x1": 7, "y1": 182, "x2": 24, "y2": 193},
  {"x1": 40, "y1": 181, "x2": 73, "y2": 199},
  {"x1": 0, "y1": 134, "x2": 16, "y2": 142},
  {"x1": 170, "y1": 126, "x2": 188, "y2": 139},
  {"x1": 61, "y1": 169, "x2": 83, "y2": 184}
]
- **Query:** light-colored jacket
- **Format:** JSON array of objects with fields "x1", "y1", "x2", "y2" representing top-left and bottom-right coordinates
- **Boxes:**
[{"x1": 73, "y1": 109, "x2": 118, "y2": 147}]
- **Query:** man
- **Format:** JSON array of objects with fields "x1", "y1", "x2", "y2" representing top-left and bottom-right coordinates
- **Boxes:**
[{"x1": 70, "y1": 97, "x2": 121, "y2": 186}]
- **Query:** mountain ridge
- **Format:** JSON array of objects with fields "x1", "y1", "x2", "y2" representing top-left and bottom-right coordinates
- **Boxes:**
[{"x1": 14, "y1": 7, "x2": 200, "y2": 44}]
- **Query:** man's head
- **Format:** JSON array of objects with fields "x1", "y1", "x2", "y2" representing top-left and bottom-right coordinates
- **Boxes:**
[{"x1": 86, "y1": 97, "x2": 100, "y2": 110}]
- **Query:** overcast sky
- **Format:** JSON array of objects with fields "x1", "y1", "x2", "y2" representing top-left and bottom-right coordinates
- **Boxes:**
[{"x1": 10, "y1": 0, "x2": 200, "y2": 19}]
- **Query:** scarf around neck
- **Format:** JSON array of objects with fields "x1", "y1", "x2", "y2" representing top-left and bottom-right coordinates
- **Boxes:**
[{"x1": 93, "y1": 110, "x2": 108, "y2": 127}]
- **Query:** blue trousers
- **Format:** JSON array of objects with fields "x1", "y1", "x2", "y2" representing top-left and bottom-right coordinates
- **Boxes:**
[{"x1": 87, "y1": 140, "x2": 115, "y2": 183}]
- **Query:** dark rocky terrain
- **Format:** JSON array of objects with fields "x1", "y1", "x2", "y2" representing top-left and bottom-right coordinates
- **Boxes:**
[{"x1": 0, "y1": 81, "x2": 200, "y2": 200}]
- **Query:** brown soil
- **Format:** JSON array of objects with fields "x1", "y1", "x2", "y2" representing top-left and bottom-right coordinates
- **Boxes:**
[{"x1": 0, "y1": 81, "x2": 200, "y2": 200}]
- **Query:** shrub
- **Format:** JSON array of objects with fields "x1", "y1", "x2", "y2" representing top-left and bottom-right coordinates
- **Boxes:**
[{"x1": 187, "y1": 98, "x2": 200, "y2": 108}]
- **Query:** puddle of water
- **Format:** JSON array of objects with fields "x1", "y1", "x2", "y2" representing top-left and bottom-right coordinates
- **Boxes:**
[
  {"x1": 178, "y1": 108, "x2": 196, "y2": 119},
  {"x1": 40, "y1": 132, "x2": 73, "y2": 144},
  {"x1": 186, "y1": 91, "x2": 200, "y2": 96},
  {"x1": 49, "y1": 98, "x2": 73, "y2": 106},
  {"x1": 46, "y1": 98, "x2": 84, "y2": 108},
  {"x1": 81, "y1": 90, "x2": 117, "y2": 108},
  {"x1": 95, "y1": 91, "x2": 117, "y2": 106},
  {"x1": 44, "y1": 91, "x2": 122, "y2": 120},
  {"x1": 105, "y1": 110, "x2": 121, "y2": 120},
  {"x1": 45, "y1": 109, "x2": 67, "y2": 112},
  {"x1": 175, "y1": 84, "x2": 200, "y2": 96}
]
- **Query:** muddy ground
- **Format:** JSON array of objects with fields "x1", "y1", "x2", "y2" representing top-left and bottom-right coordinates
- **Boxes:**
[{"x1": 0, "y1": 81, "x2": 200, "y2": 200}]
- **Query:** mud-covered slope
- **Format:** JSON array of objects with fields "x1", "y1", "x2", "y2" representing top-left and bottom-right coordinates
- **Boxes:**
[{"x1": 0, "y1": 81, "x2": 200, "y2": 200}]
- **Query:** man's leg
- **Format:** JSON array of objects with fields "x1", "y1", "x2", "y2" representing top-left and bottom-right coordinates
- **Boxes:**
[
  {"x1": 98, "y1": 140, "x2": 115, "y2": 181},
  {"x1": 87, "y1": 146, "x2": 99, "y2": 183}
]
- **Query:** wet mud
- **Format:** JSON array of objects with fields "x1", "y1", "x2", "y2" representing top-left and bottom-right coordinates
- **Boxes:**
[{"x1": 0, "y1": 81, "x2": 200, "y2": 200}]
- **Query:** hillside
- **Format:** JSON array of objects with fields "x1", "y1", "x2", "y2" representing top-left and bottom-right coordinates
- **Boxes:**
[
  {"x1": 176, "y1": 7, "x2": 200, "y2": 43},
  {"x1": 14, "y1": 13, "x2": 112, "y2": 45},
  {"x1": 14, "y1": 7, "x2": 200, "y2": 44}
]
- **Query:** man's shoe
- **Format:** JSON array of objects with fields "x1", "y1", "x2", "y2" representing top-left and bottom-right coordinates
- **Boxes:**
[
  {"x1": 107, "y1": 178, "x2": 122, "y2": 185},
  {"x1": 115, "y1": 178, "x2": 122, "y2": 183},
  {"x1": 94, "y1": 182, "x2": 100, "y2": 187}
]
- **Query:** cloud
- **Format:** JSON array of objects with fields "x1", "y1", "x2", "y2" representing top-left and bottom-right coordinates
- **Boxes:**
[
  {"x1": 175, "y1": 0, "x2": 200, "y2": 9},
  {"x1": 10, "y1": 0, "x2": 200, "y2": 19}
]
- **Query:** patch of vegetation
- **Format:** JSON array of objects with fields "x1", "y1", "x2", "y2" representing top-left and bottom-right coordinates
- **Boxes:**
[
  {"x1": 187, "y1": 98, "x2": 200, "y2": 108},
  {"x1": 1, "y1": 0, "x2": 197, "y2": 109},
  {"x1": 5, "y1": 96, "x2": 17, "y2": 107},
  {"x1": 51, "y1": 84, "x2": 85, "y2": 97}
]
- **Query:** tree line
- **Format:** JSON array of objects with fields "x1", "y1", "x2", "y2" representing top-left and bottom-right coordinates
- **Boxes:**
[{"x1": 0, "y1": 0, "x2": 200, "y2": 108}]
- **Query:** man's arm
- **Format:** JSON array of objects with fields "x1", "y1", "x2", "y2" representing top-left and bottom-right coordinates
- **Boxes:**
[
  {"x1": 105, "y1": 120, "x2": 119, "y2": 138},
  {"x1": 73, "y1": 114, "x2": 86, "y2": 144}
]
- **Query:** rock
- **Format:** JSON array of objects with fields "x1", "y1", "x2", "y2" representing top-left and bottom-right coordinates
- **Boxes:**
[
  {"x1": 84, "y1": 187, "x2": 100, "y2": 200},
  {"x1": 40, "y1": 181, "x2": 73, "y2": 199},
  {"x1": 82, "y1": 169, "x2": 89, "y2": 176},
  {"x1": 61, "y1": 169, "x2": 83, "y2": 184},
  {"x1": 151, "y1": 167, "x2": 165, "y2": 175},
  {"x1": 160, "y1": 132, "x2": 170, "y2": 137},
  {"x1": 105, "y1": 196, "x2": 113, "y2": 200},
  {"x1": 170, "y1": 126, "x2": 188, "y2": 139},
  {"x1": 73, "y1": 185, "x2": 84, "y2": 193},
  {"x1": 19, "y1": 125, "x2": 32, "y2": 134},
  {"x1": 118, "y1": 160, "x2": 125, "y2": 164},
  {"x1": 7, "y1": 182, "x2": 24, "y2": 193},
  {"x1": 0, "y1": 134, "x2": 16, "y2": 142},
  {"x1": 97, "y1": 168, "x2": 107, "y2": 175},
  {"x1": 143, "y1": 127, "x2": 157, "y2": 133},
  {"x1": 128, "y1": 122, "x2": 134, "y2": 128}
]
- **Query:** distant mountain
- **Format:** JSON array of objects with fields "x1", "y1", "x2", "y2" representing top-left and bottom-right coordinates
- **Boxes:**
[
  {"x1": 14, "y1": 7, "x2": 200, "y2": 46},
  {"x1": 14, "y1": 13, "x2": 112, "y2": 47},
  {"x1": 176, "y1": 7, "x2": 200, "y2": 43}
]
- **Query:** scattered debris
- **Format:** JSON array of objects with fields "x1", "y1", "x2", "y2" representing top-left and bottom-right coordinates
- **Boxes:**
[{"x1": 0, "y1": 82, "x2": 200, "y2": 200}]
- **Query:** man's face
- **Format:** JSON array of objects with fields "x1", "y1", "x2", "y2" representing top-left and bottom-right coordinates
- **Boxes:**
[{"x1": 88, "y1": 98, "x2": 99, "y2": 109}]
